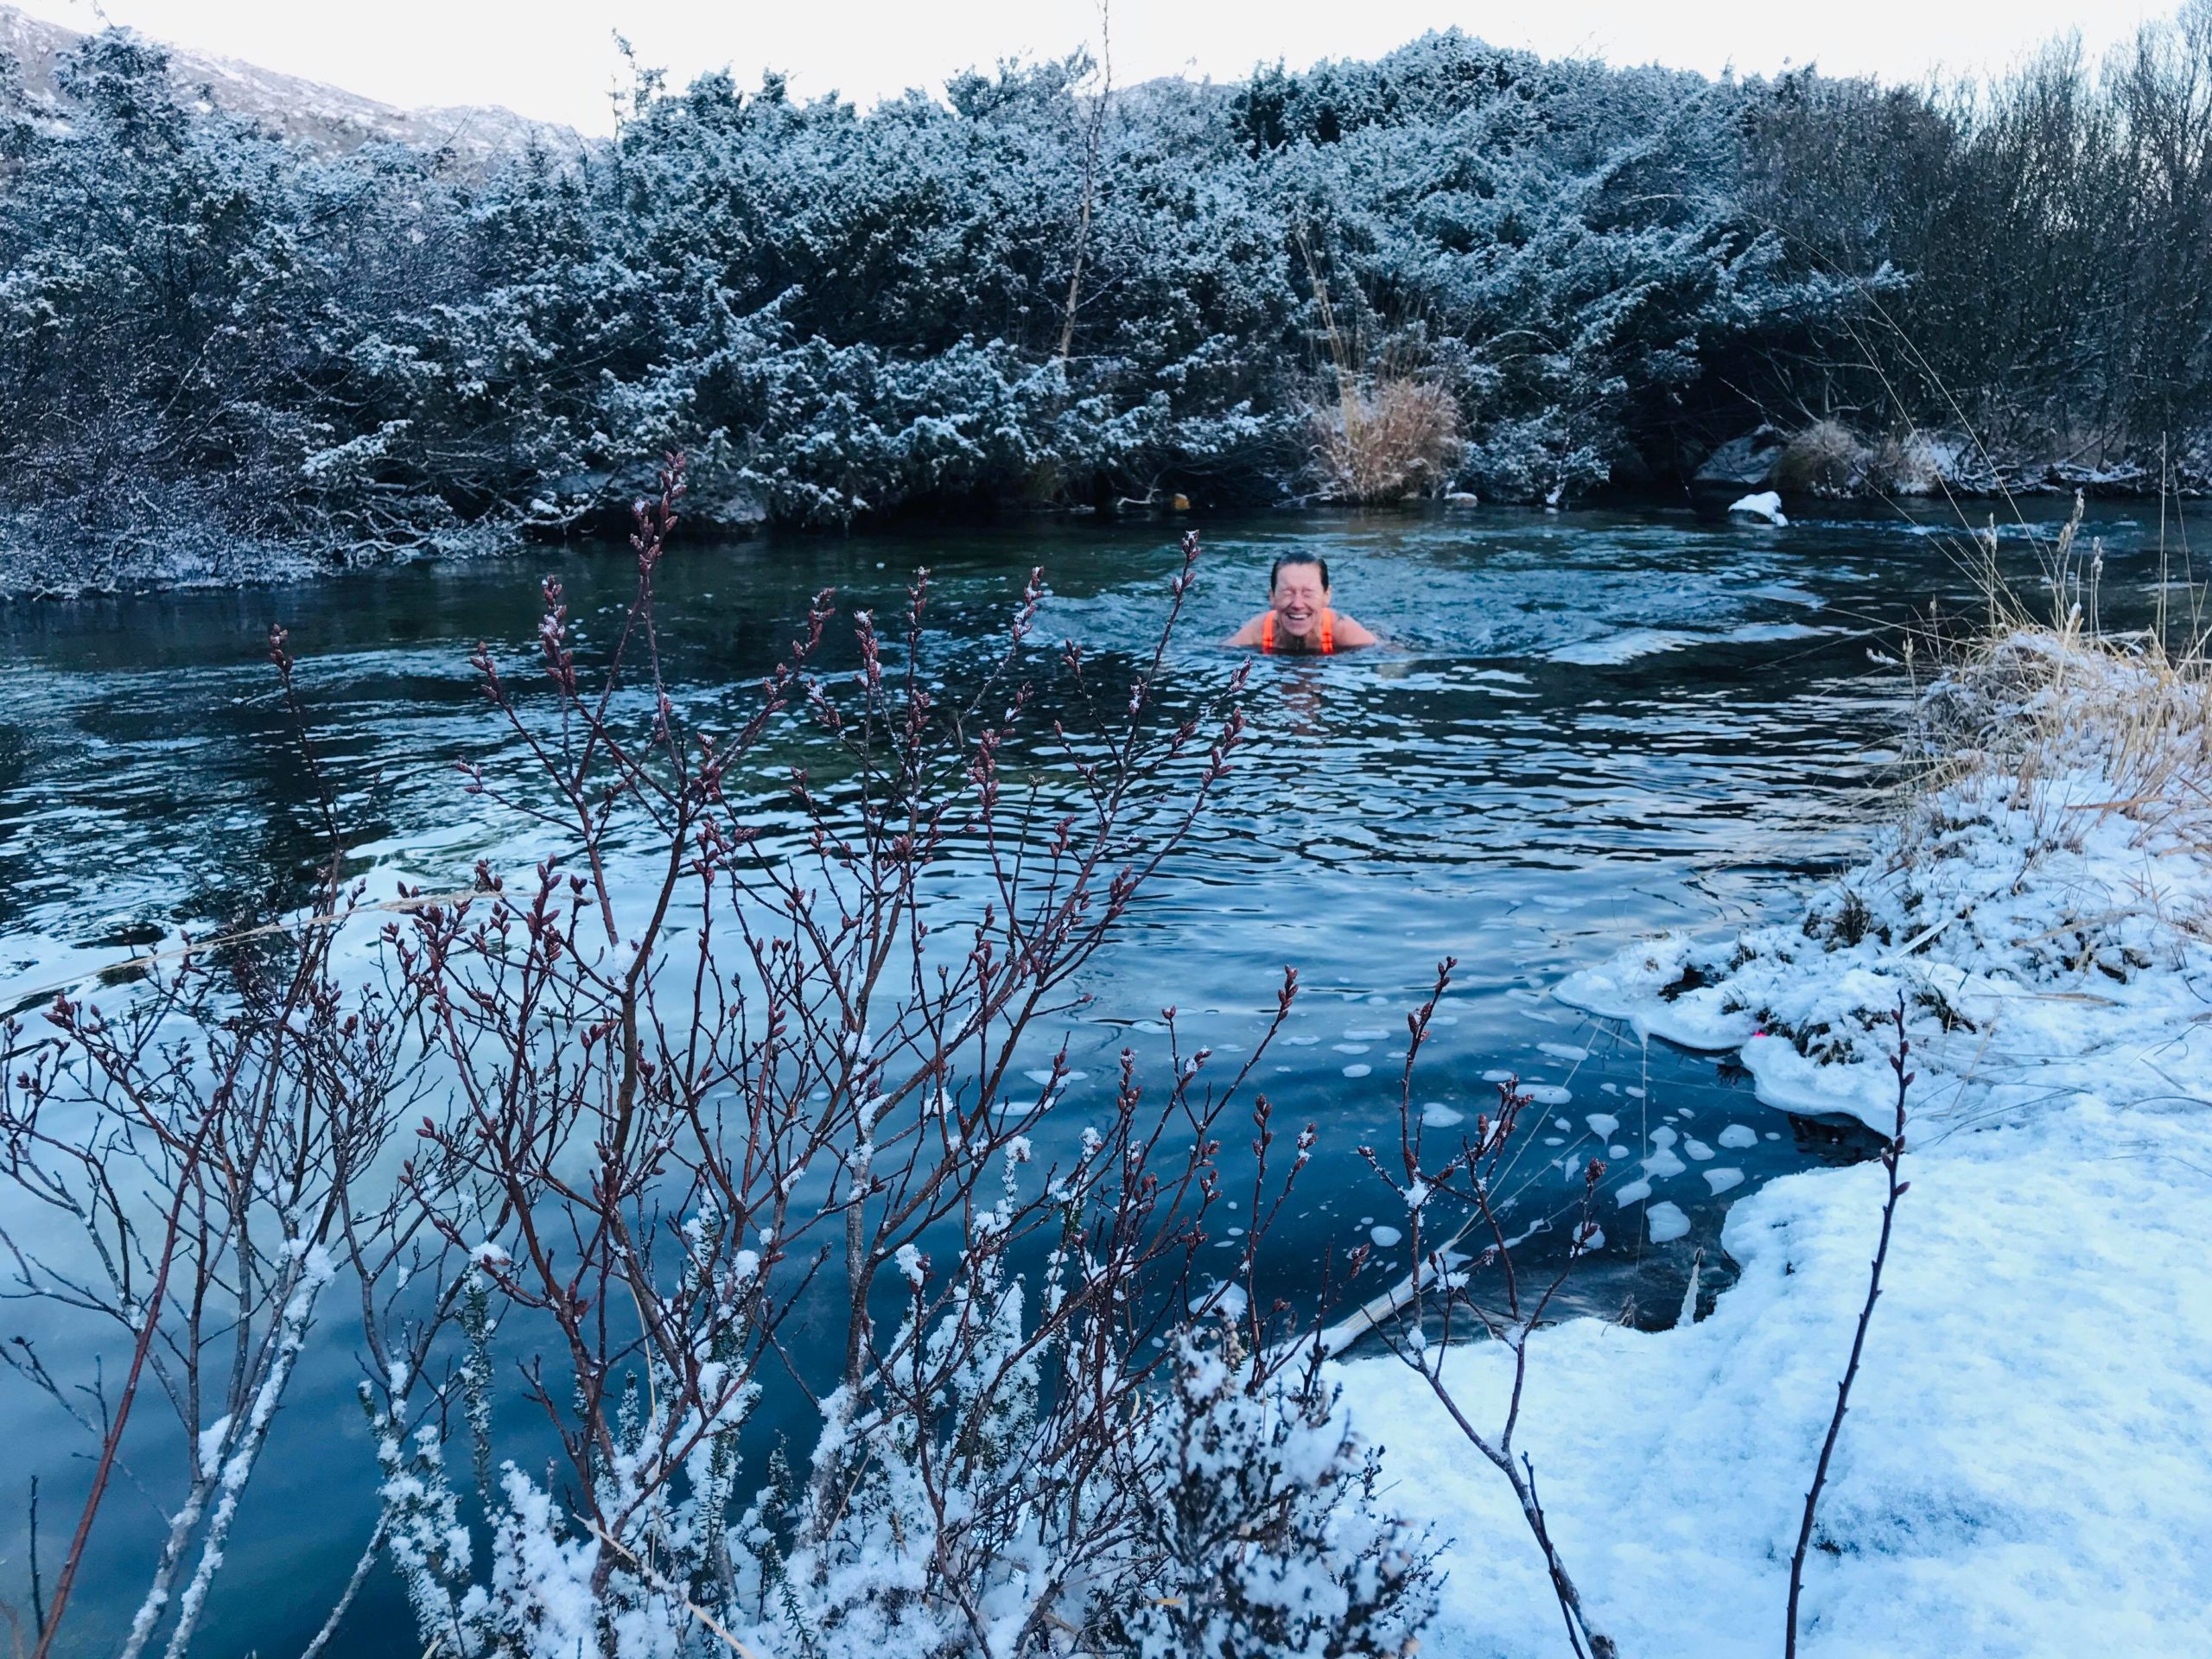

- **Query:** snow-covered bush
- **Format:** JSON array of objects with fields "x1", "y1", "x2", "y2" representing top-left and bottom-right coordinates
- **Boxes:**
[
  {"x1": 37, "y1": 10, "x2": 2212, "y2": 566},
  {"x1": 1102, "y1": 1334, "x2": 1434, "y2": 1659}
]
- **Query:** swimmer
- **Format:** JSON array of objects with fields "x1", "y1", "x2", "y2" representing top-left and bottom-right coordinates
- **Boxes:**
[{"x1": 1225, "y1": 552, "x2": 1377, "y2": 654}]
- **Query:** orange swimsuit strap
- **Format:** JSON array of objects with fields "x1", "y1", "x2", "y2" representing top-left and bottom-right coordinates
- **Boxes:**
[{"x1": 1260, "y1": 609, "x2": 1334, "y2": 654}]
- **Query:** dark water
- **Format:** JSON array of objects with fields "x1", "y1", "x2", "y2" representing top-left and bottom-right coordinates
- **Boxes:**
[{"x1": 0, "y1": 498, "x2": 2172, "y2": 1653}]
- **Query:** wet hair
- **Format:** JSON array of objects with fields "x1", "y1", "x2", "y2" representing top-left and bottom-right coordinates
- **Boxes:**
[{"x1": 1268, "y1": 551, "x2": 1330, "y2": 591}]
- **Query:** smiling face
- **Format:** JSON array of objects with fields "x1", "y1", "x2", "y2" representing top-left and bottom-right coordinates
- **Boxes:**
[{"x1": 1269, "y1": 561, "x2": 1330, "y2": 640}]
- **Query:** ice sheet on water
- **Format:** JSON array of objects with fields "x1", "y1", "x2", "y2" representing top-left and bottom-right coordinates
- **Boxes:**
[
  {"x1": 1685, "y1": 1139, "x2": 1714, "y2": 1160},
  {"x1": 1421, "y1": 1103, "x2": 1464, "y2": 1127},
  {"x1": 1717, "y1": 1123, "x2": 1759, "y2": 1149},
  {"x1": 1343, "y1": 1063, "x2": 1372, "y2": 1077},
  {"x1": 1539, "y1": 1042, "x2": 1590, "y2": 1062},
  {"x1": 1526, "y1": 1084, "x2": 1572, "y2": 1105},
  {"x1": 1646, "y1": 1201, "x2": 1691, "y2": 1243},
  {"x1": 1703, "y1": 1168, "x2": 1744, "y2": 1194},
  {"x1": 1613, "y1": 1179, "x2": 1653, "y2": 1207},
  {"x1": 1370, "y1": 1225, "x2": 1403, "y2": 1247},
  {"x1": 1586, "y1": 1112, "x2": 1620, "y2": 1138}
]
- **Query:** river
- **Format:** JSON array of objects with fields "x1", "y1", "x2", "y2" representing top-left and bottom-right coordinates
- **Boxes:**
[{"x1": 0, "y1": 497, "x2": 2169, "y2": 1653}]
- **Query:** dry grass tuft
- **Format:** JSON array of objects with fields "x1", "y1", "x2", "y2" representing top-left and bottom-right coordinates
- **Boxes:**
[
  {"x1": 1307, "y1": 378, "x2": 1464, "y2": 504},
  {"x1": 1910, "y1": 494, "x2": 2212, "y2": 863},
  {"x1": 1863, "y1": 432, "x2": 1948, "y2": 497},
  {"x1": 1773, "y1": 419, "x2": 1872, "y2": 496}
]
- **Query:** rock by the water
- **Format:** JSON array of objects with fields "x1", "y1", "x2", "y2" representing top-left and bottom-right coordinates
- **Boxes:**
[{"x1": 1694, "y1": 430, "x2": 1783, "y2": 488}]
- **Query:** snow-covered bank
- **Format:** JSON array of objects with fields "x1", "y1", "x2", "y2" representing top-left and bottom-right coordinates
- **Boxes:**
[{"x1": 1344, "y1": 632, "x2": 2212, "y2": 1656}]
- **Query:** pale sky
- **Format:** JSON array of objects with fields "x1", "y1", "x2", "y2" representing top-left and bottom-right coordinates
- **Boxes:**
[{"x1": 10, "y1": 0, "x2": 2172, "y2": 131}]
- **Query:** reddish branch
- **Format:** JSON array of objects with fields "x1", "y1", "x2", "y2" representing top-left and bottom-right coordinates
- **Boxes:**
[
  {"x1": 1786, "y1": 999, "x2": 1913, "y2": 1656},
  {"x1": 1359, "y1": 959, "x2": 1618, "y2": 1659}
]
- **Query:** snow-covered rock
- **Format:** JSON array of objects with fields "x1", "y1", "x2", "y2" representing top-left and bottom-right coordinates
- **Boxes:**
[{"x1": 1726, "y1": 490, "x2": 1789, "y2": 525}]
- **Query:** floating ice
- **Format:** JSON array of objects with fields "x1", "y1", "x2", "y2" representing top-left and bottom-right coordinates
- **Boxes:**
[
  {"x1": 1544, "y1": 1135, "x2": 1565, "y2": 1146},
  {"x1": 1539, "y1": 1042, "x2": 1590, "y2": 1062},
  {"x1": 1421, "y1": 1103, "x2": 1465, "y2": 1127},
  {"x1": 1614, "y1": 1179, "x2": 1653, "y2": 1207},
  {"x1": 1717, "y1": 1123, "x2": 1759, "y2": 1150},
  {"x1": 1526, "y1": 1084, "x2": 1572, "y2": 1105},
  {"x1": 1643, "y1": 1145, "x2": 1688, "y2": 1179},
  {"x1": 1685, "y1": 1139, "x2": 1714, "y2": 1161},
  {"x1": 1609, "y1": 1143, "x2": 1630, "y2": 1157},
  {"x1": 1483, "y1": 1069, "x2": 1516, "y2": 1083},
  {"x1": 1370, "y1": 1224, "x2": 1403, "y2": 1247},
  {"x1": 1586, "y1": 1112, "x2": 1620, "y2": 1138},
  {"x1": 1343, "y1": 1063, "x2": 1372, "y2": 1077},
  {"x1": 1646, "y1": 1201, "x2": 1692, "y2": 1243},
  {"x1": 1344, "y1": 1027, "x2": 1389, "y2": 1040},
  {"x1": 1333, "y1": 1043, "x2": 1371, "y2": 1053},
  {"x1": 1649, "y1": 1126, "x2": 1678, "y2": 1147},
  {"x1": 1704, "y1": 1168, "x2": 1745, "y2": 1195}
]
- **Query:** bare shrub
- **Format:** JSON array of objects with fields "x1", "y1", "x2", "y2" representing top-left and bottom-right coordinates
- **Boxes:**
[
  {"x1": 1352, "y1": 960, "x2": 1618, "y2": 1659},
  {"x1": 0, "y1": 461, "x2": 1440, "y2": 1658},
  {"x1": 0, "y1": 630, "x2": 428, "y2": 1659},
  {"x1": 356, "y1": 464, "x2": 1435, "y2": 1656}
]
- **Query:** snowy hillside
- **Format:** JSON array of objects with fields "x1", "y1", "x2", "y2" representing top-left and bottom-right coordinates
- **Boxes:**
[{"x1": 0, "y1": 4, "x2": 578, "y2": 163}]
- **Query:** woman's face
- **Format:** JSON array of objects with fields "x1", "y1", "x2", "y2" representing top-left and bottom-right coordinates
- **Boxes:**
[{"x1": 1269, "y1": 564, "x2": 1329, "y2": 639}]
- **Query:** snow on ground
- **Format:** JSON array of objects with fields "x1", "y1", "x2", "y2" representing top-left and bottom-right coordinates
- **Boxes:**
[{"x1": 1344, "y1": 633, "x2": 2212, "y2": 1656}]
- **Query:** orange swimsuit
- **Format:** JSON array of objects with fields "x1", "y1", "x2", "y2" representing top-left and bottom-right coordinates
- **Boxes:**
[{"x1": 1260, "y1": 609, "x2": 1335, "y2": 654}]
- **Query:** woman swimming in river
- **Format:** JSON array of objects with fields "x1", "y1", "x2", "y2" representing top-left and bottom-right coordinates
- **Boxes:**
[{"x1": 1225, "y1": 551, "x2": 1378, "y2": 654}]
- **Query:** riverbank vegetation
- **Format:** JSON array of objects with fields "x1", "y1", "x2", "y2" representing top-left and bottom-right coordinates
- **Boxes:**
[{"x1": 6, "y1": 8, "x2": 2212, "y2": 580}]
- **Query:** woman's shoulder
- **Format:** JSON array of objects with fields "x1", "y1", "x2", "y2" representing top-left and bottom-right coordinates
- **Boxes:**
[
  {"x1": 1330, "y1": 612, "x2": 1378, "y2": 646},
  {"x1": 1226, "y1": 612, "x2": 1269, "y2": 647}
]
